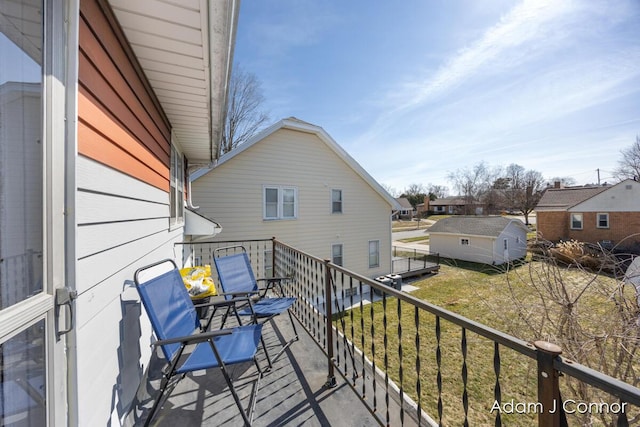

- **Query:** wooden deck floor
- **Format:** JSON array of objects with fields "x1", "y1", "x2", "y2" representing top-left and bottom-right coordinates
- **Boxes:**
[{"x1": 131, "y1": 316, "x2": 382, "y2": 426}]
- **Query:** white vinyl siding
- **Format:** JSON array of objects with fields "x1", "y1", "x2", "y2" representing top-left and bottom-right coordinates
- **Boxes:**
[
  {"x1": 75, "y1": 157, "x2": 181, "y2": 424},
  {"x1": 430, "y1": 222, "x2": 527, "y2": 265},
  {"x1": 192, "y1": 128, "x2": 393, "y2": 279},
  {"x1": 263, "y1": 186, "x2": 297, "y2": 220},
  {"x1": 264, "y1": 250, "x2": 273, "y2": 277}
]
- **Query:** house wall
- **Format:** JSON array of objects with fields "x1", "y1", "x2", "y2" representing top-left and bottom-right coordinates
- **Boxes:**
[
  {"x1": 571, "y1": 180, "x2": 640, "y2": 212},
  {"x1": 75, "y1": 0, "x2": 180, "y2": 424},
  {"x1": 429, "y1": 233, "x2": 496, "y2": 264},
  {"x1": 567, "y1": 212, "x2": 640, "y2": 248},
  {"x1": 495, "y1": 223, "x2": 528, "y2": 264},
  {"x1": 536, "y1": 211, "x2": 568, "y2": 241},
  {"x1": 192, "y1": 128, "x2": 393, "y2": 281},
  {"x1": 538, "y1": 210, "x2": 640, "y2": 248}
]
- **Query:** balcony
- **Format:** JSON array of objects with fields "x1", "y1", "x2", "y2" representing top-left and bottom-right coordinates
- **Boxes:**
[{"x1": 136, "y1": 239, "x2": 640, "y2": 426}]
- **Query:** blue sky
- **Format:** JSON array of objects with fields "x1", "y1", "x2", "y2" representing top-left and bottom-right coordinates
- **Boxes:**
[{"x1": 233, "y1": 0, "x2": 640, "y2": 195}]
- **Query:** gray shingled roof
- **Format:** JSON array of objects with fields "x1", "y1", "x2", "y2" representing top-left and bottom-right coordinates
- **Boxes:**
[
  {"x1": 535, "y1": 186, "x2": 609, "y2": 212},
  {"x1": 396, "y1": 197, "x2": 413, "y2": 209},
  {"x1": 428, "y1": 216, "x2": 526, "y2": 237},
  {"x1": 430, "y1": 197, "x2": 468, "y2": 206}
]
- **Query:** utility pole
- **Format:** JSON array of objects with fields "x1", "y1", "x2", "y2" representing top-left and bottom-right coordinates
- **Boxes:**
[{"x1": 597, "y1": 168, "x2": 600, "y2": 185}]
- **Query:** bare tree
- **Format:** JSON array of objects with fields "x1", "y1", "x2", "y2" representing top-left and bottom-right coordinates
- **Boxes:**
[
  {"x1": 492, "y1": 242, "x2": 640, "y2": 426},
  {"x1": 502, "y1": 165, "x2": 546, "y2": 224},
  {"x1": 221, "y1": 65, "x2": 270, "y2": 155},
  {"x1": 400, "y1": 183, "x2": 428, "y2": 209},
  {"x1": 426, "y1": 183, "x2": 448, "y2": 200},
  {"x1": 615, "y1": 136, "x2": 640, "y2": 181},
  {"x1": 381, "y1": 183, "x2": 399, "y2": 198},
  {"x1": 548, "y1": 176, "x2": 576, "y2": 187},
  {"x1": 448, "y1": 162, "x2": 498, "y2": 214}
]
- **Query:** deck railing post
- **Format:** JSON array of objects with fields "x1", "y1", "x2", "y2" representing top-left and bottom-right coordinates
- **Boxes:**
[
  {"x1": 324, "y1": 259, "x2": 337, "y2": 388},
  {"x1": 534, "y1": 341, "x2": 564, "y2": 427},
  {"x1": 271, "y1": 237, "x2": 277, "y2": 278}
]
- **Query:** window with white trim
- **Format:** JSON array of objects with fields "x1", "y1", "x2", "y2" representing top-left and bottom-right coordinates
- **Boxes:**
[
  {"x1": 332, "y1": 189, "x2": 343, "y2": 213},
  {"x1": 460, "y1": 238, "x2": 470, "y2": 246},
  {"x1": 263, "y1": 186, "x2": 297, "y2": 220},
  {"x1": 570, "y1": 213, "x2": 583, "y2": 230},
  {"x1": 170, "y1": 145, "x2": 185, "y2": 226},
  {"x1": 368, "y1": 240, "x2": 380, "y2": 268},
  {"x1": 597, "y1": 213, "x2": 609, "y2": 229},
  {"x1": 331, "y1": 244, "x2": 343, "y2": 266}
]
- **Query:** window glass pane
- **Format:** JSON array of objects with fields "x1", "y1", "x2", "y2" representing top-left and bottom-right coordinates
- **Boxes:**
[
  {"x1": 265, "y1": 188, "x2": 278, "y2": 218},
  {"x1": 571, "y1": 214, "x2": 582, "y2": 229},
  {"x1": 598, "y1": 214, "x2": 608, "y2": 227},
  {"x1": 332, "y1": 189, "x2": 342, "y2": 213},
  {"x1": 282, "y1": 189, "x2": 295, "y2": 217},
  {"x1": 369, "y1": 241, "x2": 379, "y2": 267},
  {"x1": 332, "y1": 190, "x2": 341, "y2": 202},
  {"x1": 332, "y1": 244, "x2": 343, "y2": 266},
  {"x1": 1, "y1": 1, "x2": 44, "y2": 309},
  {"x1": 1, "y1": 320, "x2": 46, "y2": 425}
]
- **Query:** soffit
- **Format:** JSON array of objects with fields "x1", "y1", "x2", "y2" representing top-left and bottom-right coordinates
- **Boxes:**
[{"x1": 108, "y1": 0, "x2": 238, "y2": 164}]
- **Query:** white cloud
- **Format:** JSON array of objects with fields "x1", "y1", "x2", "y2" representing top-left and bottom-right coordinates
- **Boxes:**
[{"x1": 354, "y1": 0, "x2": 640, "y2": 165}]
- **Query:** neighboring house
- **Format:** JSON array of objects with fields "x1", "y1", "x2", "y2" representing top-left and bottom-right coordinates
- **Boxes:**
[
  {"x1": 428, "y1": 216, "x2": 528, "y2": 265},
  {"x1": 394, "y1": 197, "x2": 415, "y2": 219},
  {"x1": 1, "y1": 1, "x2": 237, "y2": 426},
  {"x1": 191, "y1": 117, "x2": 401, "y2": 291},
  {"x1": 535, "y1": 179, "x2": 640, "y2": 250},
  {"x1": 430, "y1": 197, "x2": 484, "y2": 215}
]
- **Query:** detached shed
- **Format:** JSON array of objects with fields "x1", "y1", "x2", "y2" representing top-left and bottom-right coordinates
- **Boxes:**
[{"x1": 428, "y1": 216, "x2": 528, "y2": 265}]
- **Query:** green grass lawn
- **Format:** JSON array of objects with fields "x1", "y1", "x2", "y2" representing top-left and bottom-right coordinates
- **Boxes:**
[{"x1": 338, "y1": 258, "x2": 638, "y2": 426}]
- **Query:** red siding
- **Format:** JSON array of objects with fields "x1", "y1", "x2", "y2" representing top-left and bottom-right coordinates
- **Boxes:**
[{"x1": 78, "y1": 0, "x2": 171, "y2": 191}]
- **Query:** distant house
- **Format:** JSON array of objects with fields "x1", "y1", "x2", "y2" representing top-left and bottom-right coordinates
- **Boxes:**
[
  {"x1": 394, "y1": 197, "x2": 414, "y2": 219},
  {"x1": 428, "y1": 216, "x2": 528, "y2": 265},
  {"x1": 535, "y1": 179, "x2": 640, "y2": 250},
  {"x1": 191, "y1": 117, "x2": 401, "y2": 290},
  {"x1": 430, "y1": 197, "x2": 484, "y2": 215}
]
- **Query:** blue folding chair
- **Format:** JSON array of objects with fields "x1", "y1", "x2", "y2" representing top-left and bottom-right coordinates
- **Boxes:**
[
  {"x1": 134, "y1": 259, "x2": 265, "y2": 427},
  {"x1": 213, "y1": 246, "x2": 298, "y2": 366}
]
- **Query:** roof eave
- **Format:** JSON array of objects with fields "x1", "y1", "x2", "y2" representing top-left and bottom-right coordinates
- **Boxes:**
[{"x1": 108, "y1": 0, "x2": 240, "y2": 164}]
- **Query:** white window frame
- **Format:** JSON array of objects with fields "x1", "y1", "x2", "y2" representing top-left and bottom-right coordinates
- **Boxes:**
[
  {"x1": 263, "y1": 185, "x2": 298, "y2": 220},
  {"x1": 503, "y1": 239, "x2": 508, "y2": 250},
  {"x1": 170, "y1": 144, "x2": 185, "y2": 227},
  {"x1": 368, "y1": 240, "x2": 380, "y2": 268},
  {"x1": 331, "y1": 189, "x2": 343, "y2": 214},
  {"x1": 331, "y1": 243, "x2": 343, "y2": 266},
  {"x1": 460, "y1": 238, "x2": 470, "y2": 246},
  {"x1": 596, "y1": 213, "x2": 609, "y2": 229},
  {"x1": 570, "y1": 213, "x2": 583, "y2": 230}
]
